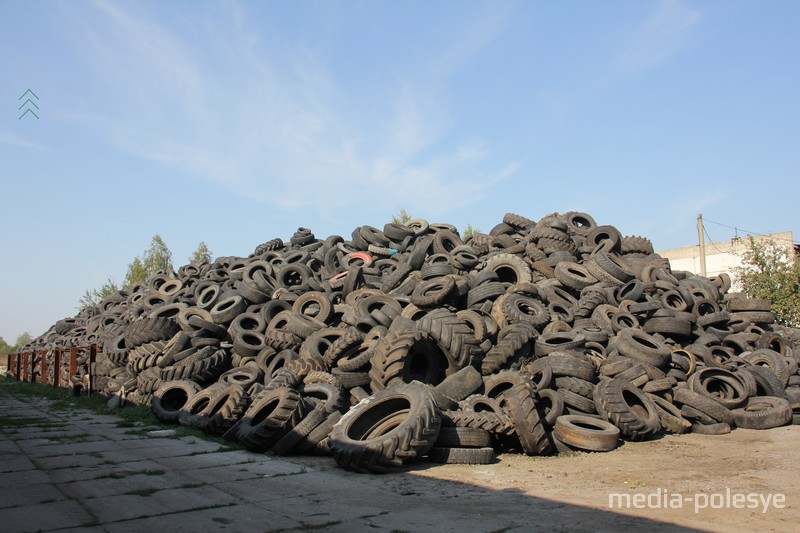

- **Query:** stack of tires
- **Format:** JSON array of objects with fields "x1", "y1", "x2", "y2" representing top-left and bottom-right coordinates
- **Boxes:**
[{"x1": 22, "y1": 212, "x2": 800, "y2": 473}]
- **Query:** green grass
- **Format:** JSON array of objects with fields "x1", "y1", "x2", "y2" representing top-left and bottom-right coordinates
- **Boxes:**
[
  {"x1": 40, "y1": 433, "x2": 92, "y2": 442},
  {"x1": 0, "y1": 376, "x2": 160, "y2": 427},
  {"x1": 0, "y1": 416, "x2": 46, "y2": 428},
  {"x1": 93, "y1": 468, "x2": 166, "y2": 480}
]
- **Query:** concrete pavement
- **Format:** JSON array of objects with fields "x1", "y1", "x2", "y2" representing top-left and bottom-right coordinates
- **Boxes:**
[{"x1": 0, "y1": 384, "x2": 694, "y2": 532}]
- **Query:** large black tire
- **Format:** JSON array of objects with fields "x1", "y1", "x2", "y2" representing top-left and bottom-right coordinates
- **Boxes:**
[
  {"x1": 323, "y1": 327, "x2": 364, "y2": 366},
  {"x1": 674, "y1": 388, "x2": 735, "y2": 425},
  {"x1": 417, "y1": 309, "x2": 483, "y2": 370},
  {"x1": 434, "y1": 426, "x2": 492, "y2": 448},
  {"x1": 483, "y1": 253, "x2": 532, "y2": 285},
  {"x1": 125, "y1": 317, "x2": 180, "y2": 349},
  {"x1": 505, "y1": 380, "x2": 562, "y2": 455},
  {"x1": 178, "y1": 384, "x2": 226, "y2": 428},
  {"x1": 271, "y1": 403, "x2": 328, "y2": 455},
  {"x1": 369, "y1": 329, "x2": 448, "y2": 391},
  {"x1": 410, "y1": 276, "x2": 457, "y2": 307},
  {"x1": 530, "y1": 354, "x2": 596, "y2": 382},
  {"x1": 428, "y1": 446, "x2": 495, "y2": 464},
  {"x1": 687, "y1": 367, "x2": 749, "y2": 409},
  {"x1": 553, "y1": 414, "x2": 620, "y2": 452},
  {"x1": 236, "y1": 387, "x2": 307, "y2": 452},
  {"x1": 501, "y1": 294, "x2": 551, "y2": 329},
  {"x1": 647, "y1": 393, "x2": 691, "y2": 434},
  {"x1": 219, "y1": 365, "x2": 263, "y2": 389},
  {"x1": 742, "y1": 349, "x2": 790, "y2": 386},
  {"x1": 732, "y1": 396, "x2": 792, "y2": 429},
  {"x1": 328, "y1": 382, "x2": 442, "y2": 473},
  {"x1": 481, "y1": 323, "x2": 536, "y2": 375},
  {"x1": 201, "y1": 383, "x2": 251, "y2": 435},
  {"x1": 593, "y1": 378, "x2": 661, "y2": 440},
  {"x1": 434, "y1": 366, "x2": 483, "y2": 402},
  {"x1": 151, "y1": 380, "x2": 201, "y2": 423},
  {"x1": 614, "y1": 328, "x2": 670, "y2": 368},
  {"x1": 441, "y1": 409, "x2": 515, "y2": 436},
  {"x1": 164, "y1": 348, "x2": 230, "y2": 384},
  {"x1": 534, "y1": 332, "x2": 586, "y2": 358},
  {"x1": 742, "y1": 365, "x2": 788, "y2": 399}
]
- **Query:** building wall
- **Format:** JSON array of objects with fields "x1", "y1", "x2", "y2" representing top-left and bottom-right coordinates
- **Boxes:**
[{"x1": 658, "y1": 231, "x2": 795, "y2": 290}]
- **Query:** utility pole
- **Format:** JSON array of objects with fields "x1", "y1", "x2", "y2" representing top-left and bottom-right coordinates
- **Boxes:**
[{"x1": 697, "y1": 214, "x2": 707, "y2": 277}]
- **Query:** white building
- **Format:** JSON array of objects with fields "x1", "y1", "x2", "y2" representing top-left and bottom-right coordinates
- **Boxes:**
[{"x1": 658, "y1": 231, "x2": 796, "y2": 290}]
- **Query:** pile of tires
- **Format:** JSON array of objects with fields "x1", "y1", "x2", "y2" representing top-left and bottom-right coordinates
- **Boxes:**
[{"x1": 23, "y1": 211, "x2": 800, "y2": 473}]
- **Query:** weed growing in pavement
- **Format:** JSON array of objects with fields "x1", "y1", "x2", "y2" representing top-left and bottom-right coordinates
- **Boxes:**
[
  {"x1": 93, "y1": 471, "x2": 134, "y2": 480},
  {"x1": 124, "y1": 488, "x2": 160, "y2": 497},
  {"x1": 0, "y1": 416, "x2": 47, "y2": 428},
  {"x1": 93, "y1": 468, "x2": 166, "y2": 480},
  {"x1": 301, "y1": 520, "x2": 343, "y2": 530},
  {"x1": 41, "y1": 433, "x2": 91, "y2": 442}
]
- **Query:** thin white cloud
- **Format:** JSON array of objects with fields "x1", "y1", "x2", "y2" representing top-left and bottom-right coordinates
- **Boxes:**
[
  {"x1": 60, "y1": 1, "x2": 516, "y2": 219},
  {"x1": 617, "y1": 0, "x2": 703, "y2": 74},
  {"x1": 0, "y1": 133, "x2": 49, "y2": 151}
]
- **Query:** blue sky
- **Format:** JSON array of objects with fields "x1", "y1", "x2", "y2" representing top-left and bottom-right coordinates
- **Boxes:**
[{"x1": 1, "y1": 0, "x2": 798, "y2": 343}]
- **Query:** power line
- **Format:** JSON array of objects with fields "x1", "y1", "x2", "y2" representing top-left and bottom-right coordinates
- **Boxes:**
[
  {"x1": 703, "y1": 226, "x2": 728, "y2": 255},
  {"x1": 703, "y1": 218, "x2": 800, "y2": 246}
]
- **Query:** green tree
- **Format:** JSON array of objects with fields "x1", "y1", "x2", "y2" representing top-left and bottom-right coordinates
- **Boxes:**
[
  {"x1": 13, "y1": 332, "x2": 32, "y2": 351},
  {"x1": 143, "y1": 234, "x2": 173, "y2": 274},
  {"x1": 734, "y1": 237, "x2": 800, "y2": 327},
  {"x1": 463, "y1": 224, "x2": 480, "y2": 240},
  {"x1": 391, "y1": 208, "x2": 412, "y2": 225},
  {"x1": 79, "y1": 278, "x2": 120, "y2": 309},
  {"x1": 0, "y1": 337, "x2": 12, "y2": 357},
  {"x1": 189, "y1": 241, "x2": 213, "y2": 265},
  {"x1": 124, "y1": 235, "x2": 173, "y2": 287},
  {"x1": 124, "y1": 256, "x2": 148, "y2": 287}
]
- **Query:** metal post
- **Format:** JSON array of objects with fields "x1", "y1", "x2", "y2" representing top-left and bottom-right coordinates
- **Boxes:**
[
  {"x1": 697, "y1": 214, "x2": 707, "y2": 277},
  {"x1": 54, "y1": 349, "x2": 62, "y2": 387},
  {"x1": 88, "y1": 344, "x2": 97, "y2": 395},
  {"x1": 68, "y1": 347, "x2": 78, "y2": 384},
  {"x1": 41, "y1": 350, "x2": 48, "y2": 384}
]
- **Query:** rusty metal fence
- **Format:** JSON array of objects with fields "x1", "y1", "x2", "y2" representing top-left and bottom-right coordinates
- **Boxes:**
[{"x1": 5, "y1": 345, "x2": 98, "y2": 394}]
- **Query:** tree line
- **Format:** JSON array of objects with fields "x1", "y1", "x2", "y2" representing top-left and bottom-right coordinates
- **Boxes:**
[{"x1": 79, "y1": 236, "x2": 212, "y2": 309}]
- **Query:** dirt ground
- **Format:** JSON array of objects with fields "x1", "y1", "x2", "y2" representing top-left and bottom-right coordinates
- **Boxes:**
[{"x1": 291, "y1": 425, "x2": 800, "y2": 532}]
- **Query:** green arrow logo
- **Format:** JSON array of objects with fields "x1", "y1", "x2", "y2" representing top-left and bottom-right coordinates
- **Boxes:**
[{"x1": 18, "y1": 88, "x2": 39, "y2": 120}]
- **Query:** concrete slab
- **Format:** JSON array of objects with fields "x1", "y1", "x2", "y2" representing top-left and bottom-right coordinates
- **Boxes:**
[
  {"x1": 150, "y1": 485, "x2": 239, "y2": 513},
  {"x1": 0, "y1": 499, "x2": 96, "y2": 531},
  {"x1": 117, "y1": 439, "x2": 222, "y2": 460},
  {"x1": 31, "y1": 452, "x2": 108, "y2": 470},
  {"x1": 57, "y1": 470, "x2": 195, "y2": 499},
  {"x1": 213, "y1": 473, "x2": 318, "y2": 503},
  {"x1": 23, "y1": 439, "x2": 122, "y2": 458},
  {"x1": 179, "y1": 457, "x2": 305, "y2": 483},
  {"x1": 45, "y1": 459, "x2": 166, "y2": 484},
  {"x1": 0, "y1": 466, "x2": 51, "y2": 486},
  {"x1": 0, "y1": 482, "x2": 67, "y2": 510},
  {"x1": 153, "y1": 449, "x2": 254, "y2": 470},
  {"x1": 0, "y1": 455, "x2": 37, "y2": 473},
  {"x1": 93, "y1": 503, "x2": 300, "y2": 532},
  {"x1": 0, "y1": 440, "x2": 21, "y2": 453},
  {"x1": 80, "y1": 493, "x2": 173, "y2": 522}
]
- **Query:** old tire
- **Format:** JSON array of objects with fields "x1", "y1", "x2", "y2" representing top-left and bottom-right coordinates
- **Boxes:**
[{"x1": 329, "y1": 382, "x2": 442, "y2": 473}]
